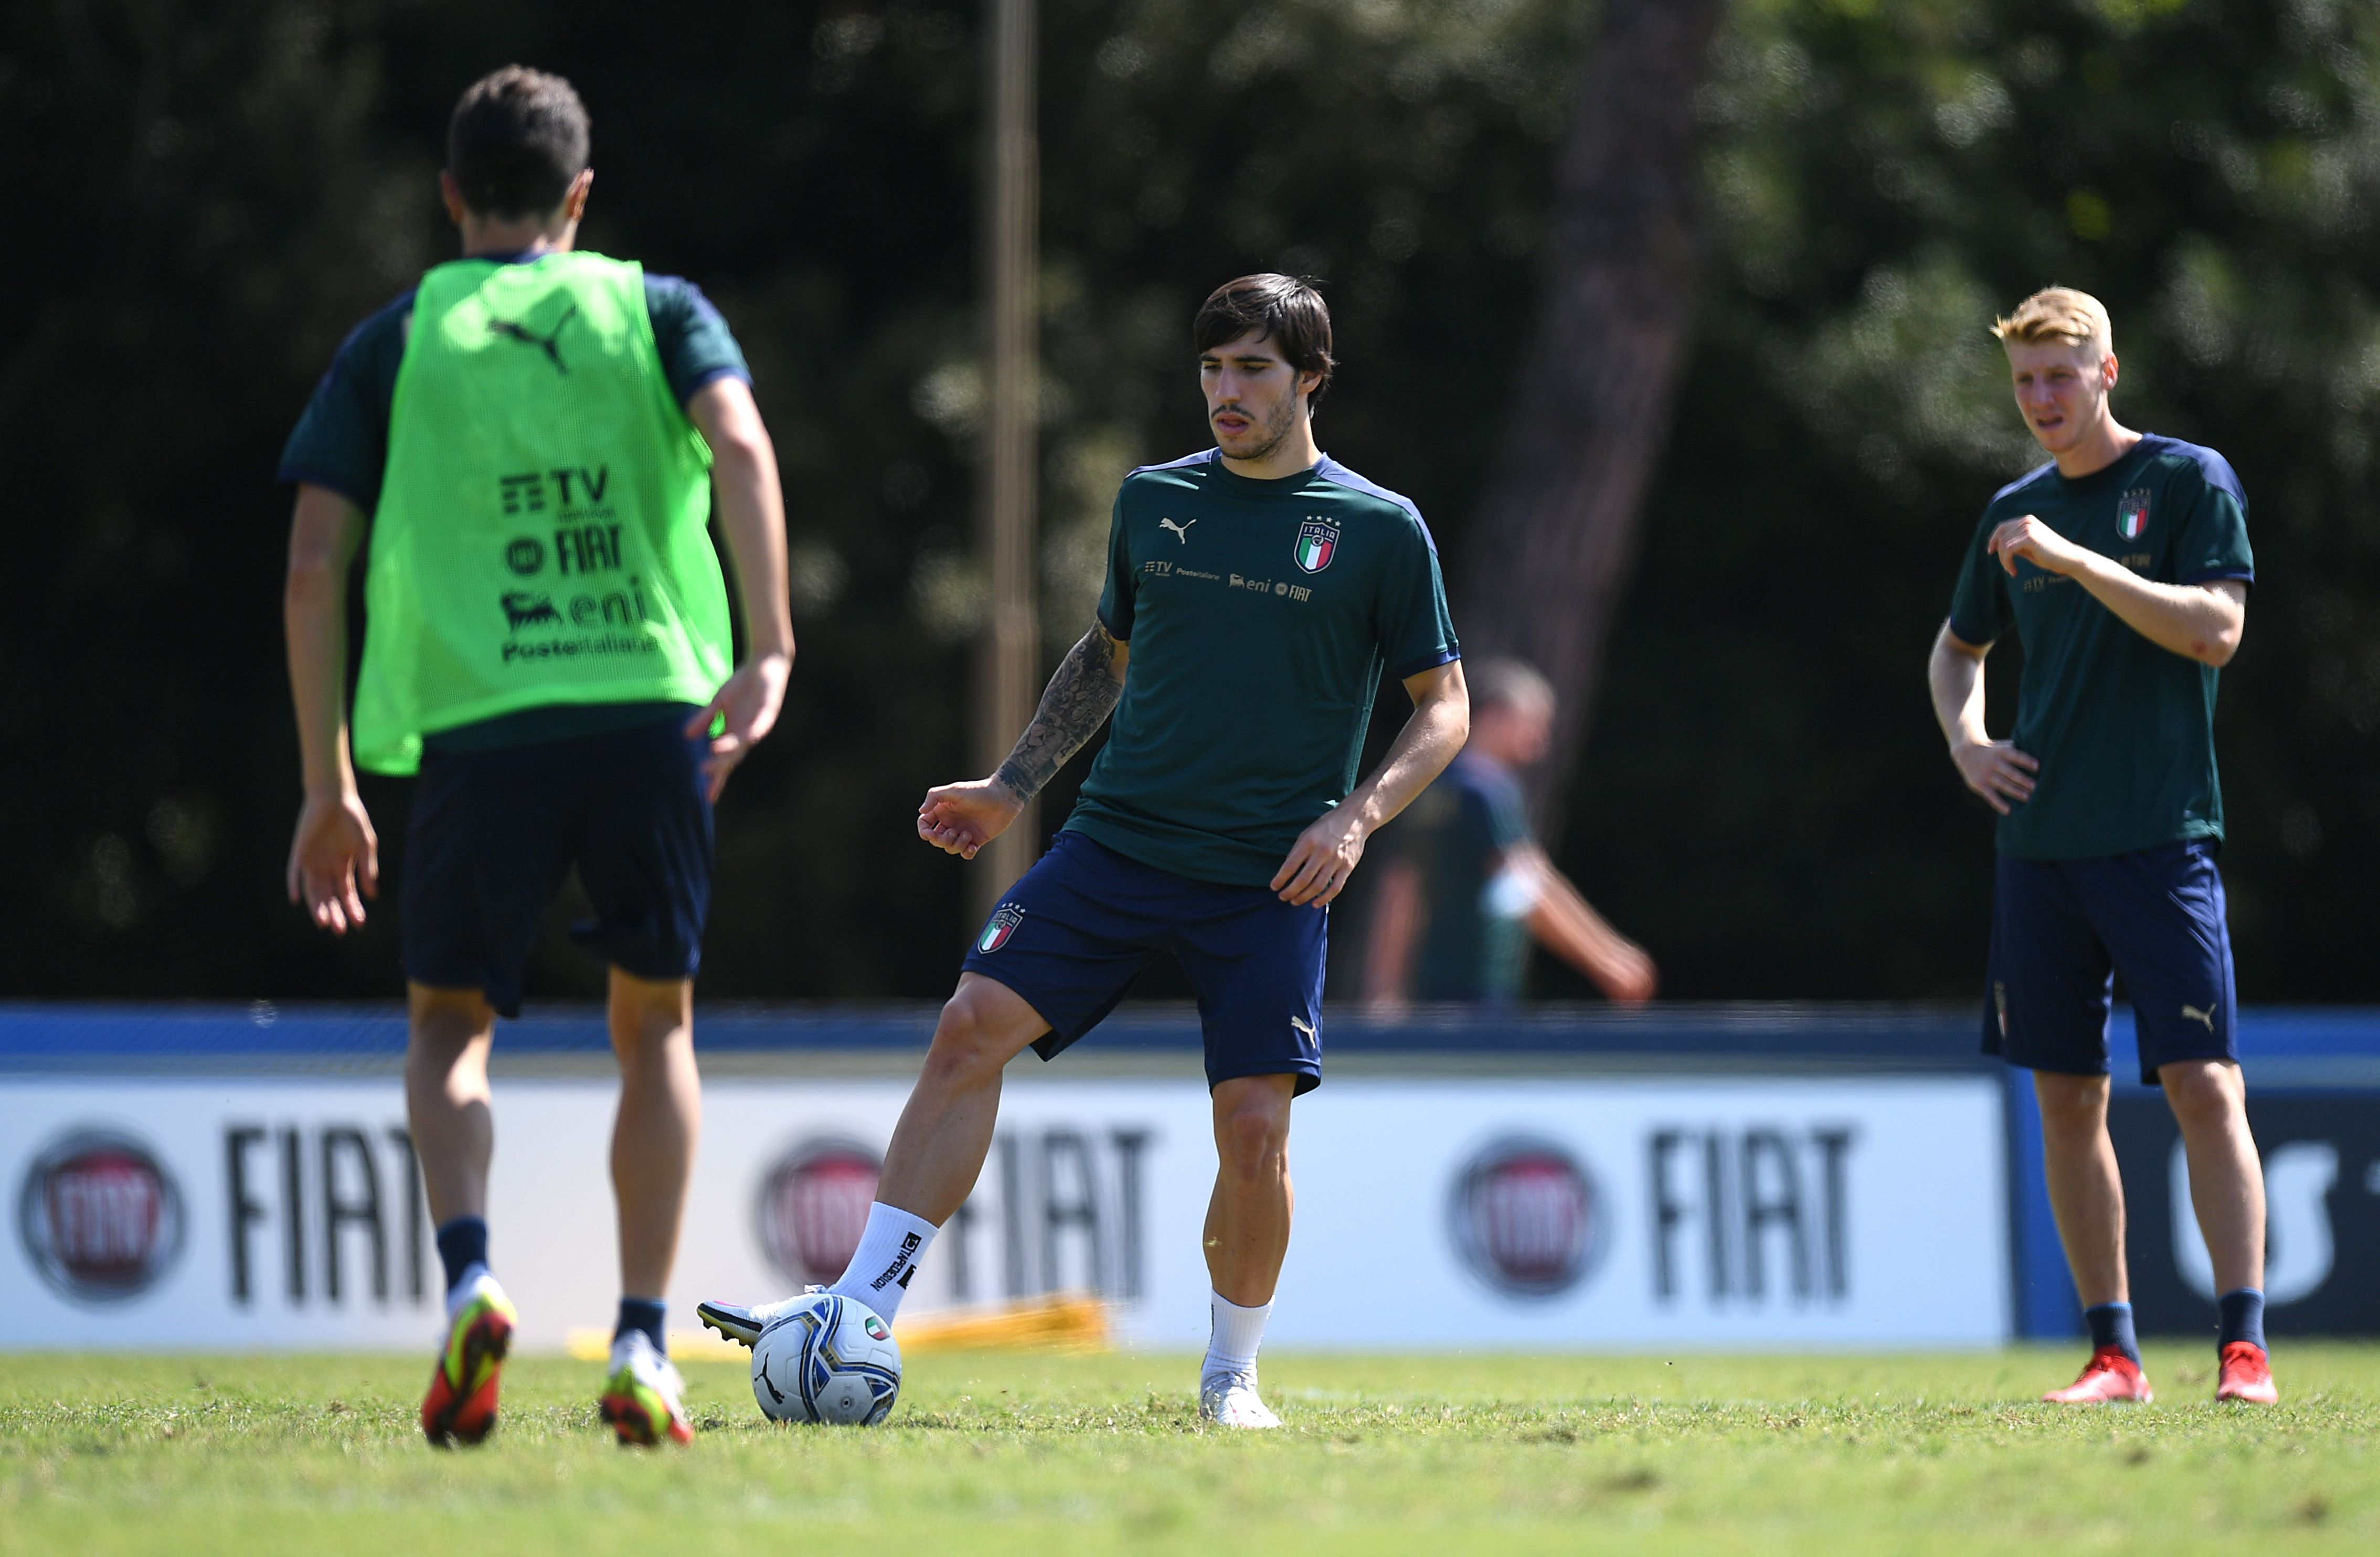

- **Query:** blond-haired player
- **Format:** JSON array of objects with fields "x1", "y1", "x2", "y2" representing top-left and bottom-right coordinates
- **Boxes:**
[{"x1": 1928, "y1": 286, "x2": 2272, "y2": 1405}]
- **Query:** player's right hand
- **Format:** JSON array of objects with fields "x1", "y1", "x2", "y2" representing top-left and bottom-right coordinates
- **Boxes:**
[
  {"x1": 917, "y1": 778, "x2": 1025, "y2": 859},
  {"x1": 1588, "y1": 937, "x2": 1660, "y2": 1007},
  {"x1": 1987, "y1": 514, "x2": 2088, "y2": 579},
  {"x1": 287, "y1": 791, "x2": 379, "y2": 934},
  {"x1": 1950, "y1": 737, "x2": 2038, "y2": 816}
]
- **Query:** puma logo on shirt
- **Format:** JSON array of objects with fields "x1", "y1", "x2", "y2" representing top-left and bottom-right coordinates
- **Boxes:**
[
  {"x1": 487, "y1": 303, "x2": 579, "y2": 374},
  {"x1": 1159, "y1": 517, "x2": 1197, "y2": 542}
]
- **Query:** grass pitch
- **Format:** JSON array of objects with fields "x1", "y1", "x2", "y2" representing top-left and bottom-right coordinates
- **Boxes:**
[{"x1": 4, "y1": 1346, "x2": 2376, "y2": 1555}]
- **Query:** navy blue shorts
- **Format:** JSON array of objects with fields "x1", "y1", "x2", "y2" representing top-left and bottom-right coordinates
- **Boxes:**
[
  {"x1": 961, "y1": 830, "x2": 1326, "y2": 1094},
  {"x1": 402, "y1": 713, "x2": 714, "y2": 1017},
  {"x1": 1982, "y1": 840, "x2": 2237, "y2": 1085}
]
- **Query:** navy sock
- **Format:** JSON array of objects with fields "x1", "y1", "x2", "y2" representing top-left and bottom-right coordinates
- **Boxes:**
[
  {"x1": 2084, "y1": 1302, "x2": 2140, "y2": 1364},
  {"x1": 615, "y1": 1297, "x2": 668, "y2": 1356},
  {"x1": 2218, "y1": 1288, "x2": 2266, "y2": 1351},
  {"x1": 434, "y1": 1216, "x2": 488, "y2": 1295}
]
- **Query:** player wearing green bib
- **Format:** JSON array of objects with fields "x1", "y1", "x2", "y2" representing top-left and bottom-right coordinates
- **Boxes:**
[
  {"x1": 282, "y1": 69, "x2": 793, "y2": 1448},
  {"x1": 699, "y1": 276, "x2": 1469, "y2": 1428},
  {"x1": 352, "y1": 248, "x2": 735, "y2": 774},
  {"x1": 1928, "y1": 287, "x2": 2273, "y2": 1407}
]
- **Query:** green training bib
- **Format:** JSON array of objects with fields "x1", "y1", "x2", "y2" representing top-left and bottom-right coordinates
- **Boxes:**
[{"x1": 352, "y1": 252, "x2": 731, "y2": 775}]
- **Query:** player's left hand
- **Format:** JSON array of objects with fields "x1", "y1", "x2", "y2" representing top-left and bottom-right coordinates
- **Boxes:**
[
  {"x1": 1988, "y1": 515, "x2": 2089, "y2": 578},
  {"x1": 686, "y1": 652, "x2": 791, "y2": 803},
  {"x1": 1273, "y1": 808, "x2": 1367, "y2": 907}
]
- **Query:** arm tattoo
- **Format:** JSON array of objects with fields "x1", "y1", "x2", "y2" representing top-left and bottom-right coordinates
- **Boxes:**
[{"x1": 994, "y1": 620, "x2": 1125, "y2": 801}]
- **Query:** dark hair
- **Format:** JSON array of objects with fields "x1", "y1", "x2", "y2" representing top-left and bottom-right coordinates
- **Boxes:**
[
  {"x1": 447, "y1": 66, "x2": 590, "y2": 220},
  {"x1": 1193, "y1": 274, "x2": 1335, "y2": 406}
]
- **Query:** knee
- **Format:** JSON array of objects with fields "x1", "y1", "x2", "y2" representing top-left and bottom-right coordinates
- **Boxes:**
[
  {"x1": 2162, "y1": 1062, "x2": 2241, "y2": 1132},
  {"x1": 1213, "y1": 1087, "x2": 1290, "y2": 1178},
  {"x1": 607, "y1": 989, "x2": 695, "y2": 1083},
  {"x1": 2033, "y1": 1074, "x2": 2109, "y2": 1138},
  {"x1": 408, "y1": 989, "x2": 493, "y2": 1073},
  {"x1": 923, "y1": 989, "x2": 1016, "y2": 1087}
]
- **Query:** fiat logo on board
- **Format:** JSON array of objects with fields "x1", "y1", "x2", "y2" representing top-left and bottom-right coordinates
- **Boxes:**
[
  {"x1": 18, "y1": 1129, "x2": 186, "y2": 1303},
  {"x1": 756, "y1": 1138, "x2": 882, "y2": 1286},
  {"x1": 1447, "y1": 1137, "x2": 1605, "y2": 1299}
]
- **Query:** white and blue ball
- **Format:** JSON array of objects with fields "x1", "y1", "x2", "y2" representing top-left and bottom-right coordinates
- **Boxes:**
[{"x1": 750, "y1": 1293, "x2": 902, "y2": 1426}]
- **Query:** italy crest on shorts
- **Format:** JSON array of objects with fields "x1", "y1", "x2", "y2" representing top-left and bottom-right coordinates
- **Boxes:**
[
  {"x1": 976, "y1": 903, "x2": 1024, "y2": 953},
  {"x1": 2117, "y1": 488, "x2": 2151, "y2": 540},
  {"x1": 1293, "y1": 519, "x2": 1338, "y2": 573}
]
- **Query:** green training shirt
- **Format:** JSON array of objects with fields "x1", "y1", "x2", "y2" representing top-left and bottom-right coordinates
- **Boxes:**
[
  {"x1": 1400, "y1": 752, "x2": 1536, "y2": 1002},
  {"x1": 1066, "y1": 450, "x2": 1460, "y2": 887},
  {"x1": 1947, "y1": 433, "x2": 2255, "y2": 861},
  {"x1": 351, "y1": 252, "x2": 733, "y2": 776}
]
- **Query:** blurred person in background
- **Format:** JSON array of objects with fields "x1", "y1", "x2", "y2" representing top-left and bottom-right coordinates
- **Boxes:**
[
  {"x1": 1929, "y1": 286, "x2": 2270, "y2": 1409},
  {"x1": 280, "y1": 66, "x2": 791, "y2": 1449},
  {"x1": 1363, "y1": 658, "x2": 1655, "y2": 1009}
]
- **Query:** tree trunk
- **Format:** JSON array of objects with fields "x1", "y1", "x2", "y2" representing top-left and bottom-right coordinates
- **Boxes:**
[{"x1": 1455, "y1": 0, "x2": 1725, "y2": 843}]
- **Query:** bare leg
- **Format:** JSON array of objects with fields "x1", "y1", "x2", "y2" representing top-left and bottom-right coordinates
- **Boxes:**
[
  {"x1": 2033, "y1": 1070, "x2": 2127, "y2": 1308},
  {"x1": 405, "y1": 984, "x2": 496, "y2": 1224},
  {"x1": 873, "y1": 974, "x2": 1051, "y2": 1223},
  {"x1": 2160, "y1": 1058, "x2": 2265, "y2": 1293},
  {"x1": 609, "y1": 971, "x2": 700, "y2": 1299},
  {"x1": 1203, "y1": 1075, "x2": 1297, "y2": 1307}
]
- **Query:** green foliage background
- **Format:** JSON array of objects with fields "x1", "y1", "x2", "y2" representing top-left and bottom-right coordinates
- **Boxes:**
[{"x1": 3, "y1": 0, "x2": 2374, "y2": 1001}]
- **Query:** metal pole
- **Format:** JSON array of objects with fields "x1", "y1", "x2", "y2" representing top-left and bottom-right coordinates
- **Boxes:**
[{"x1": 975, "y1": 0, "x2": 1039, "y2": 919}]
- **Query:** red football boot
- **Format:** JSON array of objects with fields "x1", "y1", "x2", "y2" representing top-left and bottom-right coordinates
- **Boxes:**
[
  {"x1": 2042, "y1": 1347, "x2": 2154, "y2": 1404},
  {"x1": 2215, "y1": 1341, "x2": 2278, "y2": 1404},
  {"x1": 421, "y1": 1273, "x2": 518, "y2": 1447}
]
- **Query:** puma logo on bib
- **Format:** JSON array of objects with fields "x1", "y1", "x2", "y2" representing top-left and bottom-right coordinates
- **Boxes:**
[{"x1": 487, "y1": 303, "x2": 579, "y2": 374}]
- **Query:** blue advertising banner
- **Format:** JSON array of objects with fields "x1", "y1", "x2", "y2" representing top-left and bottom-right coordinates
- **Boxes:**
[{"x1": 2003, "y1": 1010, "x2": 2380, "y2": 1338}]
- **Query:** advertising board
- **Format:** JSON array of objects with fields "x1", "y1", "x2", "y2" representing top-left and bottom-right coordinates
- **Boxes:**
[
  {"x1": 1, "y1": 1073, "x2": 2007, "y2": 1350},
  {"x1": 2001, "y1": 1010, "x2": 2380, "y2": 1337},
  {"x1": 2107, "y1": 1093, "x2": 2380, "y2": 1337}
]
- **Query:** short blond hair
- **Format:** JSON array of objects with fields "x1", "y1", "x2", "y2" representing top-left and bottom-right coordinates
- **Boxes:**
[{"x1": 1991, "y1": 287, "x2": 2112, "y2": 357}]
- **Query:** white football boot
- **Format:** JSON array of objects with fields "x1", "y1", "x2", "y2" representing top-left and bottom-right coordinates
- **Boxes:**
[
  {"x1": 1199, "y1": 1369, "x2": 1282, "y2": 1430},
  {"x1": 598, "y1": 1330, "x2": 693, "y2": 1446},
  {"x1": 696, "y1": 1287, "x2": 824, "y2": 1349}
]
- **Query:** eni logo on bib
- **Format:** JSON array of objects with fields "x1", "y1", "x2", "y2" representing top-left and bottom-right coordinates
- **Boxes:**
[
  {"x1": 2117, "y1": 488, "x2": 2151, "y2": 540},
  {"x1": 1294, "y1": 519, "x2": 1339, "y2": 573}
]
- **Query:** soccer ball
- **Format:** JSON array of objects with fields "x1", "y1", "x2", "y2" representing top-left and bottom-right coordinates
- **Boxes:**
[{"x1": 750, "y1": 1292, "x2": 902, "y2": 1426}]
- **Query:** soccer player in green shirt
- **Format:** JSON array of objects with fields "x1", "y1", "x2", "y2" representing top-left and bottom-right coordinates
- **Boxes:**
[
  {"x1": 700, "y1": 275, "x2": 1469, "y2": 1427},
  {"x1": 281, "y1": 68, "x2": 793, "y2": 1447},
  {"x1": 1928, "y1": 287, "x2": 2273, "y2": 1405}
]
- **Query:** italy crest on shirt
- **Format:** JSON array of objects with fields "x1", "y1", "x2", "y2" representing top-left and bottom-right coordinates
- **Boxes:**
[
  {"x1": 1294, "y1": 519, "x2": 1338, "y2": 573},
  {"x1": 2117, "y1": 488, "x2": 2151, "y2": 540}
]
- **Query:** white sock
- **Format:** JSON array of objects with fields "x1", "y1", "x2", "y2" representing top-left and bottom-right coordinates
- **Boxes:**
[
  {"x1": 826, "y1": 1202, "x2": 939, "y2": 1325},
  {"x1": 445, "y1": 1261, "x2": 492, "y2": 1323},
  {"x1": 1203, "y1": 1291, "x2": 1272, "y2": 1382}
]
